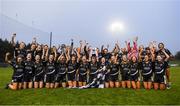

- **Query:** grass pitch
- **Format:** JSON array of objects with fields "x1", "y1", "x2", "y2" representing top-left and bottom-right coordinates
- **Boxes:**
[{"x1": 0, "y1": 62, "x2": 180, "y2": 105}]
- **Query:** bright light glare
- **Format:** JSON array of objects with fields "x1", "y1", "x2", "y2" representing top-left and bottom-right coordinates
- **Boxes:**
[{"x1": 110, "y1": 21, "x2": 124, "y2": 32}]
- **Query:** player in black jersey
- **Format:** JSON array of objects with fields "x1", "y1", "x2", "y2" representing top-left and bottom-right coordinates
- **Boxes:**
[
  {"x1": 88, "y1": 55, "x2": 100, "y2": 84},
  {"x1": 78, "y1": 55, "x2": 89, "y2": 87},
  {"x1": 120, "y1": 55, "x2": 131, "y2": 88},
  {"x1": 67, "y1": 54, "x2": 79, "y2": 88},
  {"x1": 140, "y1": 54, "x2": 154, "y2": 90},
  {"x1": 129, "y1": 56, "x2": 140, "y2": 89},
  {"x1": 109, "y1": 55, "x2": 120, "y2": 88},
  {"x1": 5, "y1": 52, "x2": 24, "y2": 90},
  {"x1": 44, "y1": 54, "x2": 56, "y2": 88},
  {"x1": 154, "y1": 50, "x2": 170, "y2": 90},
  {"x1": 100, "y1": 57, "x2": 110, "y2": 88},
  {"x1": 23, "y1": 53, "x2": 34, "y2": 89},
  {"x1": 54, "y1": 54, "x2": 67, "y2": 88},
  {"x1": 34, "y1": 55, "x2": 44, "y2": 88},
  {"x1": 157, "y1": 43, "x2": 173, "y2": 89},
  {"x1": 101, "y1": 46, "x2": 111, "y2": 63}
]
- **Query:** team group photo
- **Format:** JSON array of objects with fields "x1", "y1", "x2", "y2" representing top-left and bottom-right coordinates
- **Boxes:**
[{"x1": 0, "y1": 0, "x2": 180, "y2": 105}]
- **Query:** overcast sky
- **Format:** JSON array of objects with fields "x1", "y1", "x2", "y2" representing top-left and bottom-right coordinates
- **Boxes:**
[{"x1": 0, "y1": 0, "x2": 180, "y2": 54}]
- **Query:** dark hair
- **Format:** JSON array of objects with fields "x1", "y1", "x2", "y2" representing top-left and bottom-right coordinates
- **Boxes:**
[
  {"x1": 145, "y1": 47, "x2": 150, "y2": 50},
  {"x1": 158, "y1": 42, "x2": 164, "y2": 48}
]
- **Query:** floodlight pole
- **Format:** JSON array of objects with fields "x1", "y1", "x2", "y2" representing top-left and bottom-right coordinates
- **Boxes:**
[{"x1": 49, "y1": 32, "x2": 52, "y2": 54}]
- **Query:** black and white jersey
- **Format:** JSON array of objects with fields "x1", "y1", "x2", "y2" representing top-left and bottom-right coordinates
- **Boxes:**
[
  {"x1": 45, "y1": 61, "x2": 56, "y2": 75},
  {"x1": 120, "y1": 62, "x2": 130, "y2": 75},
  {"x1": 67, "y1": 61, "x2": 79, "y2": 74},
  {"x1": 154, "y1": 61, "x2": 168, "y2": 75},
  {"x1": 79, "y1": 62, "x2": 89, "y2": 75},
  {"x1": 56, "y1": 61, "x2": 67, "y2": 75},
  {"x1": 109, "y1": 62, "x2": 120, "y2": 76},
  {"x1": 89, "y1": 62, "x2": 100, "y2": 75},
  {"x1": 10, "y1": 61, "x2": 24, "y2": 77},
  {"x1": 141, "y1": 61, "x2": 153, "y2": 76},
  {"x1": 24, "y1": 60, "x2": 34, "y2": 75},
  {"x1": 34, "y1": 62, "x2": 44, "y2": 76},
  {"x1": 99, "y1": 62, "x2": 109, "y2": 75},
  {"x1": 129, "y1": 62, "x2": 139, "y2": 76}
]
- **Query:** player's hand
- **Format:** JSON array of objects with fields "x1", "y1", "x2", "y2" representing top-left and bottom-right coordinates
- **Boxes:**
[
  {"x1": 12, "y1": 33, "x2": 16, "y2": 39},
  {"x1": 134, "y1": 36, "x2": 138, "y2": 41},
  {"x1": 79, "y1": 40, "x2": 82, "y2": 44},
  {"x1": 161, "y1": 49, "x2": 165, "y2": 53},
  {"x1": 125, "y1": 41, "x2": 127, "y2": 44}
]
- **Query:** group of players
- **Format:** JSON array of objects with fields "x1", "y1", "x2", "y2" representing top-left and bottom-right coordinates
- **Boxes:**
[{"x1": 5, "y1": 33, "x2": 173, "y2": 90}]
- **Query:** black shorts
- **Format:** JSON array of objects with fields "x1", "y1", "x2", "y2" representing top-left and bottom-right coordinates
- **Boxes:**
[
  {"x1": 105, "y1": 74, "x2": 109, "y2": 82},
  {"x1": 89, "y1": 74, "x2": 97, "y2": 83},
  {"x1": 109, "y1": 74, "x2": 119, "y2": 82},
  {"x1": 23, "y1": 73, "x2": 33, "y2": 82},
  {"x1": 130, "y1": 74, "x2": 139, "y2": 81},
  {"x1": 55, "y1": 74, "x2": 66, "y2": 82},
  {"x1": 78, "y1": 74, "x2": 87, "y2": 82},
  {"x1": 143, "y1": 74, "x2": 152, "y2": 82},
  {"x1": 45, "y1": 74, "x2": 55, "y2": 83},
  {"x1": 67, "y1": 72, "x2": 76, "y2": 81},
  {"x1": 154, "y1": 74, "x2": 165, "y2": 84},
  {"x1": 34, "y1": 74, "x2": 44, "y2": 82},
  {"x1": 121, "y1": 73, "x2": 130, "y2": 81},
  {"x1": 12, "y1": 76, "x2": 23, "y2": 83}
]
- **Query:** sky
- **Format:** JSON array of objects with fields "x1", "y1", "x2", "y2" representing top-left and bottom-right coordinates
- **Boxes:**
[{"x1": 0, "y1": 0, "x2": 180, "y2": 54}]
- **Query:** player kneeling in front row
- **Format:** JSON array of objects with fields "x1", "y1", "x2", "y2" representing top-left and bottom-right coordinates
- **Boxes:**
[
  {"x1": 23, "y1": 53, "x2": 34, "y2": 89},
  {"x1": 5, "y1": 53, "x2": 24, "y2": 90}
]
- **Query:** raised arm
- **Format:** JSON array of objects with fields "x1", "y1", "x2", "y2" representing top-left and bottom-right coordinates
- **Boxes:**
[
  {"x1": 88, "y1": 47, "x2": 92, "y2": 62},
  {"x1": 115, "y1": 41, "x2": 120, "y2": 52},
  {"x1": 125, "y1": 40, "x2": 131, "y2": 52},
  {"x1": 53, "y1": 46, "x2": 57, "y2": 61},
  {"x1": 95, "y1": 48, "x2": 99, "y2": 61},
  {"x1": 5, "y1": 52, "x2": 12, "y2": 64},
  {"x1": 11, "y1": 33, "x2": 16, "y2": 47},
  {"x1": 162, "y1": 49, "x2": 170, "y2": 61},
  {"x1": 150, "y1": 48, "x2": 155, "y2": 62},
  {"x1": 133, "y1": 36, "x2": 138, "y2": 51},
  {"x1": 42, "y1": 46, "x2": 49, "y2": 61},
  {"x1": 101, "y1": 45, "x2": 104, "y2": 53},
  {"x1": 69, "y1": 39, "x2": 74, "y2": 55},
  {"x1": 65, "y1": 46, "x2": 70, "y2": 62}
]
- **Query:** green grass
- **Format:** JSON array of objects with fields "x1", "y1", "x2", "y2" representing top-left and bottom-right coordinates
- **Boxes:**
[{"x1": 0, "y1": 63, "x2": 180, "y2": 105}]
